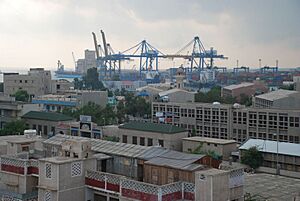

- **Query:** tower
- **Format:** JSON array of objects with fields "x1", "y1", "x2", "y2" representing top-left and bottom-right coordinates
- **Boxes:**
[{"x1": 174, "y1": 67, "x2": 186, "y2": 89}]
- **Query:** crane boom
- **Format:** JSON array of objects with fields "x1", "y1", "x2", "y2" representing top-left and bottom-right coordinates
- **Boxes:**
[
  {"x1": 101, "y1": 30, "x2": 108, "y2": 57},
  {"x1": 92, "y1": 32, "x2": 100, "y2": 59}
]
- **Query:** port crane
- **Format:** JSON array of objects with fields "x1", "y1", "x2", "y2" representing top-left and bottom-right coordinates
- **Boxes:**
[{"x1": 92, "y1": 30, "x2": 227, "y2": 81}]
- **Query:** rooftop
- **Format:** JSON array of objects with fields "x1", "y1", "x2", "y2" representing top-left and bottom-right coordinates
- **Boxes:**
[
  {"x1": 22, "y1": 111, "x2": 74, "y2": 122},
  {"x1": 39, "y1": 157, "x2": 83, "y2": 164},
  {"x1": 144, "y1": 148, "x2": 205, "y2": 171},
  {"x1": 119, "y1": 122, "x2": 186, "y2": 134},
  {"x1": 182, "y1": 137, "x2": 237, "y2": 145},
  {"x1": 159, "y1": 88, "x2": 195, "y2": 97},
  {"x1": 255, "y1": 89, "x2": 299, "y2": 101},
  {"x1": 223, "y1": 82, "x2": 254, "y2": 90},
  {"x1": 239, "y1": 139, "x2": 300, "y2": 157}
]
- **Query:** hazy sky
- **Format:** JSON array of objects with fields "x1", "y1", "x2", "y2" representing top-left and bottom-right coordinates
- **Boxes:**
[{"x1": 0, "y1": 0, "x2": 299, "y2": 71}]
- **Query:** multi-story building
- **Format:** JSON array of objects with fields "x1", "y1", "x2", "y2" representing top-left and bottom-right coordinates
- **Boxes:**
[
  {"x1": 3, "y1": 68, "x2": 51, "y2": 98},
  {"x1": 76, "y1": 50, "x2": 97, "y2": 74},
  {"x1": 253, "y1": 89, "x2": 300, "y2": 109},
  {"x1": 50, "y1": 79, "x2": 73, "y2": 94},
  {"x1": 239, "y1": 139, "x2": 300, "y2": 173},
  {"x1": 32, "y1": 90, "x2": 108, "y2": 112},
  {"x1": 0, "y1": 96, "x2": 42, "y2": 128},
  {"x1": 222, "y1": 80, "x2": 268, "y2": 101},
  {"x1": 152, "y1": 101, "x2": 300, "y2": 144},
  {"x1": 152, "y1": 102, "x2": 233, "y2": 139}
]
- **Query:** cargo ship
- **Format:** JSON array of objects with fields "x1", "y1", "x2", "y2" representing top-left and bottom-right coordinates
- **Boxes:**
[{"x1": 55, "y1": 60, "x2": 82, "y2": 79}]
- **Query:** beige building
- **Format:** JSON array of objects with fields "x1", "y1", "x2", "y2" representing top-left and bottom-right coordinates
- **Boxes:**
[
  {"x1": 106, "y1": 122, "x2": 188, "y2": 151},
  {"x1": 50, "y1": 79, "x2": 73, "y2": 94},
  {"x1": 158, "y1": 88, "x2": 195, "y2": 103},
  {"x1": 76, "y1": 50, "x2": 97, "y2": 74},
  {"x1": 3, "y1": 68, "x2": 51, "y2": 98},
  {"x1": 152, "y1": 101, "x2": 300, "y2": 144},
  {"x1": 253, "y1": 89, "x2": 300, "y2": 109},
  {"x1": 22, "y1": 111, "x2": 74, "y2": 137},
  {"x1": 222, "y1": 80, "x2": 268, "y2": 101},
  {"x1": 0, "y1": 96, "x2": 43, "y2": 129},
  {"x1": 182, "y1": 137, "x2": 237, "y2": 160},
  {"x1": 195, "y1": 168, "x2": 244, "y2": 201},
  {"x1": 239, "y1": 139, "x2": 300, "y2": 172}
]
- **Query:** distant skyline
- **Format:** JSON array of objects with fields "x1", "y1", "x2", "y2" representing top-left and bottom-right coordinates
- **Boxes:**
[{"x1": 0, "y1": 0, "x2": 299, "y2": 71}]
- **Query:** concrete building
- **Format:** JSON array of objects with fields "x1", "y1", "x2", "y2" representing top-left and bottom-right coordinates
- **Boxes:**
[
  {"x1": 222, "y1": 80, "x2": 268, "y2": 101},
  {"x1": 253, "y1": 89, "x2": 300, "y2": 109},
  {"x1": 152, "y1": 102, "x2": 233, "y2": 139},
  {"x1": 50, "y1": 79, "x2": 73, "y2": 94},
  {"x1": 32, "y1": 90, "x2": 108, "y2": 112},
  {"x1": 182, "y1": 137, "x2": 237, "y2": 160},
  {"x1": 0, "y1": 133, "x2": 244, "y2": 201},
  {"x1": 0, "y1": 96, "x2": 42, "y2": 128},
  {"x1": 103, "y1": 80, "x2": 147, "y2": 92},
  {"x1": 105, "y1": 122, "x2": 188, "y2": 151},
  {"x1": 76, "y1": 49, "x2": 97, "y2": 74},
  {"x1": 3, "y1": 68, "x2": 51, "y2": 98},
  {"x1": 152, "y1": 101, "x2": 300, "y2": 144},
  {"x1": 195, "y1": 168, "x2": 244, "y2": 201},
  {"x1": 136, "y1": 85, "x2": 163, "y2": 102},
  {"x1": 22, "y1": 111, "x2": 74, "y2": 137},
  {"x1": 239, "y1": 139, "x2": 300, "y2": 173},
  {"x1": 158, "y1": 88, "x2": 195, "y2": 103}
]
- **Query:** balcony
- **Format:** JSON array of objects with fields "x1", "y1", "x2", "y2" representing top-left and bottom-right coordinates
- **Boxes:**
[
  {"x1": 85, "y1": 170, "x2": 195, "y2": 201},
  {"x1": 0, "y1": 155, "x2": 39, "y2": 176}
]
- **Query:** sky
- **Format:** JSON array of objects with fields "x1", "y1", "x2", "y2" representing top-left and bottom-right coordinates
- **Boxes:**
[{"x1": 0, "y1": 0, "x2": 299, "y2": 71}]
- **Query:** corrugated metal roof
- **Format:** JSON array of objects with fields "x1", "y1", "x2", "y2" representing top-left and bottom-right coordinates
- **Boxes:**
[
  {"x1": 255, "y1": 89, "x2": 298, "y2": 101},
  {"x1": 159, "y1": 88, "x2": 194, "y2": 97},
  {"x1": 119, "y1": 122, "x2": 186, "y2": 134},
  {"x1": 22, "y1": 111, "x2": 73, "y2": 121},
  {"x1": 223, "y1": 82, "x2": 254, "y2": 90},
  {"x1": 44, "y1": 135, "x2": 150, "y2": 158},
  {"x1": 144, "y1": 149, "x2": 205, "y2": 171},
  {"x1": 239, "y1": 139, "x2": 300, "y2": 157}
]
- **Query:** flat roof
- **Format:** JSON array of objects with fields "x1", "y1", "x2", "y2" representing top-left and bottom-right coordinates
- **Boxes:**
[
  {"x1": 22, "y1": 111, "x2": 74, "y2": 122},
  {"x1": 255, "y1": 89, "x2": 298, "y2": 101},
  {"x1": 39, "y1": 157, "x2": 83, "y2": 164},
  {"x1": 119, "y1": 122, "x2": 186, "y2": 134},
  {"x1": 223, "y1": 82, "x2": 254, "y2": 90},
  {"x1": 239, "y1": 139, "x2": 300, "y2": 157},
  {"x1": 182, "y1": 137, "x2": 237, "y2": 145},
  {"x1": 159, "y1": 88, "x2": 195, "y2": 97}
]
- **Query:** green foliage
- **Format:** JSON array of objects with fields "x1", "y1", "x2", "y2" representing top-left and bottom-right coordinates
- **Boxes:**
[
  {"x1": 280, "y1": 84, "x2": 294, "y2": 91},
  {"x1": 195, "y1": 86, "x2": 237, "y2": 104},
  {"x1": 62, "y1": 102, "x2": 116, "y2": 126},
  {"x1": 103, "y1": 136, "x2": 120, "y2": 142},
  {"x1": 12, "y1": 90, "x2": 29, "y2": 102},
  {"x1": 116, "y1": 102, "x2": 126, "y2": 124},
  {"x1": 0, "y1": 120, "x2": 27, "y2": 136},
  {"x1": 191, "y1": 143, "x2": 222, "y2": 160},
  {"x1": 241, "y1": 146, "x2": 263, "y2": 169},
  {"x1": 240, "y1": 93, "x2": 252, "y2": 106},
  {"x1": 244, "y1": 192, "x2": 267, "y2": 201},
  {"x1": 124, "y1": 92, "x2": 151, "y2": 118},
  {"x1": 107, "y1": 90, "x2": 114, "y2": 97},
  {"x1": 74, "y1": 67, "x2": 105, "y2": 90}
]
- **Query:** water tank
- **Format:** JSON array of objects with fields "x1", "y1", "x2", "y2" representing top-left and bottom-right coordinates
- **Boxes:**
[
  {"x1": 233, "y1": 103, "x2": 241, "y2": 108},
  {"x1": 213, "y1": 102, "x2": 221, "y2": 105}
]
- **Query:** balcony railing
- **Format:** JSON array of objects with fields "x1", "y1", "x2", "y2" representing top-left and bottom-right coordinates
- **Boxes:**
[
  {"x1": 0, "y1": 156, "x2": 39, "y2": 176},
  {"x1": 85, "y1": 170, "x2": 195, "y2": 201}
]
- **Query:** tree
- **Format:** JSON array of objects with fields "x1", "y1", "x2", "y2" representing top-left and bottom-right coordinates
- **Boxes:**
[
  {"x1": 0, "y1": 120, "x2": 28, "y2": 136},
  {"x1": 116, "y1": 102, "x2": 126, "y2": 124},
  {"x1": 73, "y1": 68, "x2": 105, "y2": 90},
  {"x1": 240, "y1": 94, "x2": 252, "y2": 106},
  {"x1": 12, "y1": 90, "x2": 29, "y2": 102},
  {"x1": 241, "y1": 146, "x2": 263, "y2": 169}
]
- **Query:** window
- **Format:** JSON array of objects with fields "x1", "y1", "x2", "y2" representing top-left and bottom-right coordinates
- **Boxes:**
[
  {"x1": 148, "y1": 138, "x2": 153, "y2": 146},
  {"x1": 25, "y1": 80, "x2": 28, "y2": 83},
  {"x1": 132, "y1": 136, "x2": 137, "y2": 145},
  {"x1": 214, "y1": 144, "x2": 217, "y2": 147},
  {"x1": 158, "y1": 139, "x2": 164, "y2": 147},
  {"x1": 140, "y1": 137, "x2": 145, "y2": 146},
  {"x1": 22, "y1": 145, "x2": 29, "y2": 152},
  {"x1": 44, "y1": 191, "x2": 51, "y2": 201},
  {"x1": 45, "y1": 163, "x2": 52, "y2": 178},
  {"x1": 71, "y1": 162, "x2": 82, "y2": 177},
  {"x1": 122, "y1": 135, "x2": 127, "y2": 143}
]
